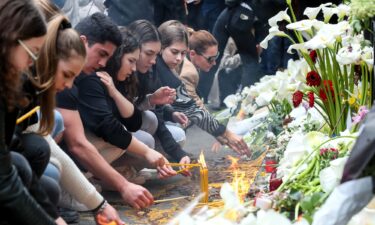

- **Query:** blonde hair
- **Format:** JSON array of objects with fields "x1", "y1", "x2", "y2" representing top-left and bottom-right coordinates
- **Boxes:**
[
  {"x1": 36, "y1": 15, "x2": 86, "y2": 135},
  {"x1": 189, "y1": 30, "x2": 217, "y2": 54}
]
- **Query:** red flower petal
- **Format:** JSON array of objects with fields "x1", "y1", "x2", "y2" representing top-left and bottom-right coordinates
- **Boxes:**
[
  {"x1": 308, "y1": 92, "x2": 314, "y2": 108},
  {"x1": 292, "y1": 90, "x2": 303, "y2": 107},
  {"x1": 306, "y1": 71, "x2": 322, "y2": 87}
]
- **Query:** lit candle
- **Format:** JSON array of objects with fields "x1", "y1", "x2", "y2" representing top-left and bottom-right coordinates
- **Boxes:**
[{"x1": 198, "y1": 151, "x2": 209, "y2": 203}]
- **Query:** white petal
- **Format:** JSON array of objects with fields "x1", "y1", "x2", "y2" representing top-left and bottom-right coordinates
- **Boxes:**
[{"x1": 268, "y1": 9, "x2": 291, "y2": 27}]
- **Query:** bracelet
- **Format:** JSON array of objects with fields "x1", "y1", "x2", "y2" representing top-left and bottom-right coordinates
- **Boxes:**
[{"x1": 94, "y1": 200, "x2": 108, "y2": 215}]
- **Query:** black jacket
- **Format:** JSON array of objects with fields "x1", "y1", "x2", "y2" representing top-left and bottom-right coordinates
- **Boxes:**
[{"x1": 0, "y1": 100, "x2": 56, "y2": 225}]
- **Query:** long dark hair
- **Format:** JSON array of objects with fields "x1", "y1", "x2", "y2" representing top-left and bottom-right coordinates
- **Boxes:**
[
  {"x1": 105, "y1": 27, "x2": 139, "y2": 102},
  {"x1": 0, "y1": 0, "x2": 46, "y2": 110},
  {"x1": 127, "y1": 20, "x2": 161, "y2": 104}
]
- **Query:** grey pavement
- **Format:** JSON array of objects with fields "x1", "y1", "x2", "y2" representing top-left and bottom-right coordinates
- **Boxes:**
[{"x1": 76, "y1": 124, "x2": 234, "y2": 225}]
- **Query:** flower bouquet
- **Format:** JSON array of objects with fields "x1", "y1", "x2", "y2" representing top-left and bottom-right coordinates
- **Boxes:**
[{"x1": 261, "y1": 1, "x2": 374, "y2": 135}]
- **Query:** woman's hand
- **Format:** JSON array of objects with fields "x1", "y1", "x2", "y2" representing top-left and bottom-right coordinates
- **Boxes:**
[
  {"x1": 172, "y1": 112, "x2": 189, "y2": 127},
  {"x1": 178, "y1": 156, "x2": 192, "y2": 177},
  {"x1": 97, "y1": 71, "x2": 118, "y2": 98},
  {"x1": 144, "y1": 149, "x2": 177, "y2": 178},
  {"x1": 96, "y1": 203, "x2": 125, "y2": 225},
  {"x1": 224, "y1": 130, "x2": 251, "y2": 156},
  {"x1": 119, "y1": 182, "x2": 154, "y2": 210},
  {"x1": 150, "y1": 87, "x2": 176, "y2": 105}
]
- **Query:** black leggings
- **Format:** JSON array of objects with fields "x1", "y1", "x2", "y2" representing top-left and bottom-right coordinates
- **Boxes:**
[{"x1": 10, "y1": 152, "x2": 59, "y2": 219}]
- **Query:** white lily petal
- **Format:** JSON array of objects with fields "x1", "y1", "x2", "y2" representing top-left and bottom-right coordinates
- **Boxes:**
[
  {"x1": 337, "y1": 4, "x2": 350, "y2": 19},
  {"x1": 287, "y1": 43, "x2": 307, "y2": 54},
  {"x1": 286, "y1": 19, "x2": 315, "y2": 31},
  {"x1": 336, "y1": 44, "x2": 362, "y2": 65},
  {"x1": 322, "y1": 6, "x2": 338, "y2": 22},
  {"x1": 260, "y1": 26, "x2": 286, "y2": 49},
  {"x1": 268, "y1": 8, "x2": 291, "y2": 27},
  {"x1": 257, "y1": 210, "x2": 292, "y2": 225},
  {"x1": 320, "y1": 167, "x2": 341, "y2": 193},
  {"x1": 223, "y1": 94, "x2": 241, "y2": 108},
  {"x1": 303, "y1": 131, "x2": 328, "y2": 152},
  {"x1": 304, "y1": 3, "x2": 332, "y2": 19},
  {"x1": 255, "y1": 91, "x2": 275, "y2": 106},
  {"x1": 220, "y1": 183, "x2": 241, "y2": 210}
]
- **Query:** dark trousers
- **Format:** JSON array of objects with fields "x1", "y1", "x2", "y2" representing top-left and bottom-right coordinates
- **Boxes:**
[
  {"x1": 154, "y1": 0, "x2": 187, "y2": 26},
  {"x1": 10, "y1": 152, "x2": 60, "y2": 219},
  {"x1": 19, "y1": 133, "x2": 51, "y2": 178},
  {"x1": 260, "y1": 36, "x2": 295, "y2": 75}
]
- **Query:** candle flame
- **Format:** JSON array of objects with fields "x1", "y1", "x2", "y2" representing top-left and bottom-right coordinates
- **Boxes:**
[
  {"x1": 198, "y1": 151, "x2": 207, "y2": 168},
  {"x1": 227, "y1": 155, "x2": 239, "y2": 170},
  {"x1": 227, "y1": 156, "x2": 250, "y2": 203}
]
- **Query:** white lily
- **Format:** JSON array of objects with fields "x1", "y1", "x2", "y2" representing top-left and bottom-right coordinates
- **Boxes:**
[
  {"x1": 268, "y1": 8, "x2": 291, "y2": 27},
  {"x1": 361, "y1": 46, "x2": 374, "y2": 70},
  {"x1": 304, "y1": 22, "x2": 349, "y2": 49},
  {"x1": 322, "y1": 5, "x2": 339, "y2": 22},
  {"x1": 304, "y1": 2, "x2": 332, "y2": 20},
  {"x1": 319, "y1": 157, "x2": 348, "y2": 193},
  {"x1": 320, "y1": 167, "x2": 340, "y2": 193},
  {"x1": 256, "y1": 210, "x2": 292, "y2": 225},
  {"x1": 287, "y1": 43, "x2": 308, "y2": 54},
  {"x1": 260, "y1": 26, "x2": 287, "y2": 49},
  {"x1": 223, "y1": 94, "x2": 242, "y2": 108},
  {"x1": 286, "y1": 19, "x2": 322, "y2": 32},
  {"x1": 303, "y1": 131, "x2": 329, "y2": 153},
  {"x1": 337, "y1": 4, "x2": 350, "y2": 20},
  {"x1": 336, "y1": 44, "x2": 362, "y2": 65},
  {"x1": 242, "y1": 103, "x2": 257, "y2": 115},
  {"x1": 255, "y1": 90, "x2": 275, "y2": 106}
]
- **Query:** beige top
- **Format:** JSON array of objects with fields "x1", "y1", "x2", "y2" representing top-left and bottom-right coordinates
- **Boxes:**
[
  {"x1": 179, "y1": 58, "x2": 205, "y2": 109},
  {"x1": 26, "y1": 124, "x2": 104, "y2": 210}
]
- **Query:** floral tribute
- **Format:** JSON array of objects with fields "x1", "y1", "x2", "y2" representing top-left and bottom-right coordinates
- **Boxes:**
[{"x1": 260, "y1": 1, "x2": 373, "y2": 135}]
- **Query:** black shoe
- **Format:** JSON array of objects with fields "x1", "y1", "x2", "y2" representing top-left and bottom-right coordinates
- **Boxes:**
[{"x1": 58, "y1": 208, "x2": 80, "y2": 224}]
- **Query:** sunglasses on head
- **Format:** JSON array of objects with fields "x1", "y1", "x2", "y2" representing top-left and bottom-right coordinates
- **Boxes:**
[{"x1": 198, "y1": 51, "x2": 220, "y2": 64}]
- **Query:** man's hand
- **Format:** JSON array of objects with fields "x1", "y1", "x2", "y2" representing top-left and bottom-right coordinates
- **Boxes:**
[
  {"x1": 119, "y1": 182, "x2": 154, "y2": 209},
  {"x1": 172, "y1": 112, "x2": 189, "y2": 127},
  {"x1": 150, "y1": 87, "x2": 176, "y2": 105}
]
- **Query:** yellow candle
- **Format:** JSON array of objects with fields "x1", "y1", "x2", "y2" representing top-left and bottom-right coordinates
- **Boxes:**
[
  {"x1": 198, "y1": 151, "x2": 209, "y2": 203},
  {"x1": 16, "y1": 106, "x2": 40, "y2": 125}
]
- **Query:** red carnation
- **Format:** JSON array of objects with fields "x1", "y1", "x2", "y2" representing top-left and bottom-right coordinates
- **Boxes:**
[
  {"x1": 309, "y1": 50, "x2": 317, "y2": 63},
  {"x1": 307, "y1": 92, "x2": 314, "y2": 108},
  {"x1": 292, "y1": 90, "x2": 303, "y2": 107},
  {"x1": 319, "y1": 80, "x2": 334, "y2": 101},
  {"x1": 306, "y1": 71, "x2": 321, "y2": 87}
]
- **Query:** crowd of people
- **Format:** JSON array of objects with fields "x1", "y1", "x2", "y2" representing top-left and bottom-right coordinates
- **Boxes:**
[{"x1": 0, "y1": 0, "x2": 342, "y2": 224}]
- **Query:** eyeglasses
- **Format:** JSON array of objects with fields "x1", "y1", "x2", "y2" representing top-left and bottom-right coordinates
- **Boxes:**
[
  {"x1": 198, "y1": 51, "x2": 220, "y2": 64},
  {"x1": 18, "y1": 39, "x2": 38, "y2": 61}
]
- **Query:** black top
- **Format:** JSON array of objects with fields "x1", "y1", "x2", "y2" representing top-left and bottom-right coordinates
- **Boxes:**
[
  {"x1": 155, "y1": 55, "x2": 182, "y2": 90},
  {"x1": 76, "y1": 73, "x2": 142, "y2": 150},
  {"x1": 56, "y1": 85, "x2": 79, "y2": 110},
  {"x1": 0, "y1": 97, "x2": 56, "y2": 224}
]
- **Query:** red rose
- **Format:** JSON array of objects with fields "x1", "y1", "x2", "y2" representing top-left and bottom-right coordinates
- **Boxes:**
[
  {"x1": 292, "y1": 90, "x2": 303, "y2": 107},
  {"x1": 309, "y1": 50, "x2": 317, "y2": 63},
  {"x1": 306, "y1": 71, "x2": 321, "y2": 87},
  {"x1": 307, "y1": 92, "x2": 314, "y2": 108},
  {"x1": 319, "y1": 80, "x2": 334, "y2": 101}
]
